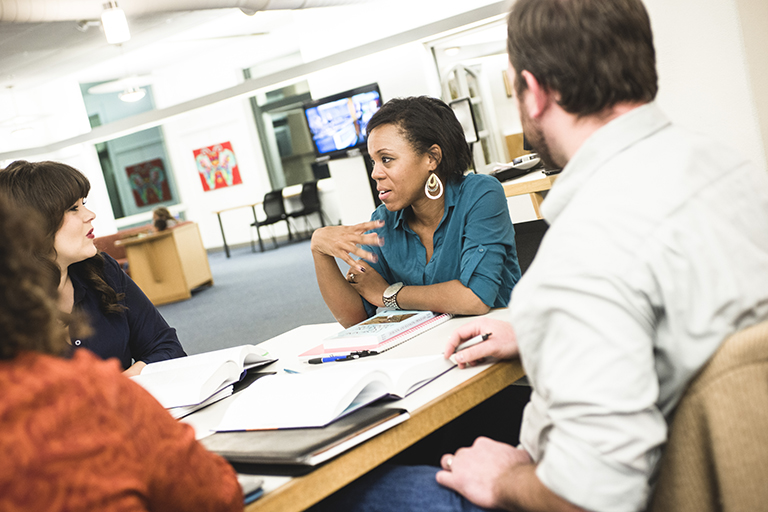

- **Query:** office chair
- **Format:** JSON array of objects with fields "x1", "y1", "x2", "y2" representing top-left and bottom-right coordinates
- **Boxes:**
[
  {"x1": 513, "y1": 219, "x2": 549, "y2": 274},
  {"x1": 287, "y1": 181, "x2": 329, "y2": 239},
  {"x1": 648, "y1": 319, "x2": 768, "y2": 512},
  {"x1": 250, "y1": 189, "x2": 292, "y2": 252}
]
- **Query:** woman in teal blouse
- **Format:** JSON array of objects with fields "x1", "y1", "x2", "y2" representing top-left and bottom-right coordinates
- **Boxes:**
[{"x1": 311, "y1": 96, "x2": 521, "y2": 328}]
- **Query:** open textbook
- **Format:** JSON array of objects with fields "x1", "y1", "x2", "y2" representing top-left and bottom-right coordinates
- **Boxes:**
[
  {"x1": 215, "y1": 354, "x2": 455, "y2": 431},
  {"x1": 299, "y1": 310, "x2": 452, "y2": 359},
  {"x1": 131, "y1": 345, "x2": 276, "y2": 410}
]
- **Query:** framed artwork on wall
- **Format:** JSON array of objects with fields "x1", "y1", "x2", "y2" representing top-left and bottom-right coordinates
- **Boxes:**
[
  {"x1": 125, "y1": 158, "x2": 172, "y2": 207},
  {"x1": 193, "y1": 141, "x2": 243, "y2": 192}
]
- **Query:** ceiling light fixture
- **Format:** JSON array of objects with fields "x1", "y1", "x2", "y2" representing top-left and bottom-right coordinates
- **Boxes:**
[
  {"x1": 101, "y1": 1, "x2": 131, "y2": 45},
  {"x1": 445, "y1": 47, "x2": 461, "y2": 57},
  {"x1": 118, "y1": 87, "x2": 146, "y2": 103}
]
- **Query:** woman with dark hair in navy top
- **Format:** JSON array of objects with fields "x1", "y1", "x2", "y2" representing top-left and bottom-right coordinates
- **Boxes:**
[
  {"x1": 311, "y1": 96, "x2": 521, "y2": 328},
  {"x1": 0, "y1": 160, "x2": 186, "y2": 376}
]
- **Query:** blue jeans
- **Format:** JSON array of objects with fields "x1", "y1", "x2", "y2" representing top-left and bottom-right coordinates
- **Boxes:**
[{"x1": 308, "y1": 465, "x2": 495, "y2": 512}]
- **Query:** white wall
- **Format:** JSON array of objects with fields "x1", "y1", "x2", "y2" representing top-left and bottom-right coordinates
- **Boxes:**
[
  {"x1": 647, "y1": 0, "x2": 766, "y2": 170},
  {"x1": 153, "y1": 65, "x2": 272, "y2": 249}
]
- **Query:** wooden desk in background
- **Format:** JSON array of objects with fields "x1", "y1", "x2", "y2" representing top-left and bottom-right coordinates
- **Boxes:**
[
  {"x1": 117, "y1": 222, "x2": 213, "y2": 305},
  {"x1": 205, "y1": 309, "x2": 526, "y2": 512},
  {"x1": 502, "y1": 171, "x2": 558, "y2": 219}
]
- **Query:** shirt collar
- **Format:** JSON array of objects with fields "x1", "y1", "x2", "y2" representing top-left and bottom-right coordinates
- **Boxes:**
[
  {"x1": 541, "y1": 102, "x2": 671, "y2": 222},
  {"x1": 391, "y1": 175, "x2": 462, "y2": 230},
  {"x1": 68, "y1": 262, "x2": 88, "y2": 306}
]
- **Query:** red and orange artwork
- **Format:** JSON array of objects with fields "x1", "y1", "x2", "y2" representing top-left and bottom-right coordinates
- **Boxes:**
[
  {"x1": 193, "y1": 141, "x2": 242, "y2": 192},
  {"x1": 125, "y1": 158, "x2": 172, "y2": 207}
]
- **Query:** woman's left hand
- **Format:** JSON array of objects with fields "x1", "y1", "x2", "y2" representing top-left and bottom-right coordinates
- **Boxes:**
[{"x1": 345, "y1": 262, "x2": 389, "y2": 307}]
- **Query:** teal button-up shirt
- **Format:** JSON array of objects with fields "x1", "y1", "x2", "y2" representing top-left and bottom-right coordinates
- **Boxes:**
[{"x1": 362, "y1": 172, "x2": 520, "y2": 316}]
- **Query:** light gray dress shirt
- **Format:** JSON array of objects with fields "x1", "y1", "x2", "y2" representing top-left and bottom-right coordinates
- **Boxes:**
[{"x1": 511, "y1": 102, "x2": 768, "y2": 512}]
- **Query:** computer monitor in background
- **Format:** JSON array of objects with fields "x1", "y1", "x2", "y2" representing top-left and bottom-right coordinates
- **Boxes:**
[{"x1": 449, "y1": 97, "x2": 479, "y2": 144}]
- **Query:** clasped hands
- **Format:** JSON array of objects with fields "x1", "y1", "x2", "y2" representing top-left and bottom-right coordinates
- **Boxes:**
[{"x1": 310, "y1": 220, "x2": 390, "y2": 307}]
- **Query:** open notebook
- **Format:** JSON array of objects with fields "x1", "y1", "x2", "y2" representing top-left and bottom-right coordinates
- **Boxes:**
[{"x1": 214, "y1": 354, "x2": 454, "y2": 431}]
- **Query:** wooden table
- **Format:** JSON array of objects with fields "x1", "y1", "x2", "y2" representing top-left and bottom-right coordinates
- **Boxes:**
[
  {"x1": 198, "y1": 309, "x2": 525, "y2": 512},
  {"x1": 502, "y1": 171, "x2": 559, "y2": 219},
  {"x1": 117, "y1": 222, "x2": 213, "y2": 305}
]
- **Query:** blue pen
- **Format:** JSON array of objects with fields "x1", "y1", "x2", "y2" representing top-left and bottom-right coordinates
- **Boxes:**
[{"x1": 308, "y1": 354, "x2": 360, "y2": 365}]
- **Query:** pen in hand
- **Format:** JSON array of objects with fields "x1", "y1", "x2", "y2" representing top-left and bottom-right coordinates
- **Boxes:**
[{"x1": 454, "y1": 332, "x2": 492, "y2": 353}]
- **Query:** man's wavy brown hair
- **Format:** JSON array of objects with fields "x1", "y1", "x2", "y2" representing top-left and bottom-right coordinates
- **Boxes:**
[{"x1": 0, "y1": 193, "x2": 70, "y2": 359}]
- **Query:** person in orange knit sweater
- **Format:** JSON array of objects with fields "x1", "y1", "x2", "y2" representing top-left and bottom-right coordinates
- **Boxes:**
[{"x1": 0, "y1": 192, "x2": 243, "y2": 512}]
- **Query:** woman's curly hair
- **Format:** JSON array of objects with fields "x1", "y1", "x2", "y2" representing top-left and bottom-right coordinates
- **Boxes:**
[
  {"x1": 0, "y1": 160, "x2": 125, "y2": 315},
  {"x1": 0, "y1": 193, "x2": 71, "y2": 359}
]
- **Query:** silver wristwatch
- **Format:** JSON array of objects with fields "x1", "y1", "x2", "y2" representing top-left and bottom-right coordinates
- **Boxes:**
[{"x1": 382, "y1": 282, "x2": 404, "y2": 310}]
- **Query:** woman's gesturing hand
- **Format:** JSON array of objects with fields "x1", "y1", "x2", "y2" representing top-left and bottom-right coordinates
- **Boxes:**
[{"x1": 310, "y1": 220, "x2": 385, "y2": 269}]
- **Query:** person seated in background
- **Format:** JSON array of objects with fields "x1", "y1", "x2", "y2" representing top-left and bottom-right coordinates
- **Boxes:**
[
  {"x1": 310, "y1": 0, "x2": 768, "y2": 510},
  {"x1": 0, "y1": 160, "x2": 186, "y2": 376},
  {"x1": 0, "y1": 192, "x2": 242, "y2": 512},
  {"x1": 153, "y1": 205, "x2": 178, "y2": 232},
  {"x1": 311, "y1": 96, "x2": 521, "y2": 328}
]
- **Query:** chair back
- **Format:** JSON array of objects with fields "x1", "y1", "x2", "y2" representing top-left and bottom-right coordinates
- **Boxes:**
[
  {"x1": 300, "y1": 181, "x2": 321, "y2": 211},
  {"x1": 648, "y1": 319, "x2": 768, "y2": 512},
  {"x1": 263, "y1": 190, "x2": 286, "y2": 220}
]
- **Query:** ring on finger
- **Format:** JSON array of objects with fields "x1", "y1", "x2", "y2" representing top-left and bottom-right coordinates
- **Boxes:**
[{"x1": 347, "y1": 273, "x2": 355, "y2": 283}]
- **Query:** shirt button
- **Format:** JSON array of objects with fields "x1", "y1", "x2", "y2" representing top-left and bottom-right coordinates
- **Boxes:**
[
  {"x1": 74, "y1": 340, "x2": 82, "y2": 346},
  {"x1": 479, "y1": 248, "x2": 485, "y2": 253}
]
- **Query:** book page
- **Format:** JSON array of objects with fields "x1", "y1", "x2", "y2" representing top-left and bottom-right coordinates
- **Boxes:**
[
  {"x1": 132, "y1": 360, "x2": 240, "y2": 408},
  {"x1": 215, "y1": 367, "x2": 392, "y2": 430},
  {"x1": 140, "y1": 345, "x2": 269, "y2": 375},
  {"x1": 214, "y1": 355, "x2": 455, "y2": 431}
]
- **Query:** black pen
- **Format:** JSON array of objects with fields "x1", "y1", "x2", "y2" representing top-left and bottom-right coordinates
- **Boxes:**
[{"x1": 455, "y1": 332, "x2": 492, "y2": 352}]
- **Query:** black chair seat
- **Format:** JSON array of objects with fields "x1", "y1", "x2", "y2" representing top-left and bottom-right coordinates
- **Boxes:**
[
  {"x1": 288, "y1": 181, "x2": 328, "y2": 238},
  {"x1": 250, "y1": 189, "x2": 292, "y2": 252}
]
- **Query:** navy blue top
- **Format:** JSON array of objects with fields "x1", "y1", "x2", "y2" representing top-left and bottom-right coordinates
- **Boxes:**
[
  {"x1": 362, "y1": 172, "x2": 521, "y2": 317},
  {"x1": 69, "y1": 253, "x2": 186, "y2": 369}
]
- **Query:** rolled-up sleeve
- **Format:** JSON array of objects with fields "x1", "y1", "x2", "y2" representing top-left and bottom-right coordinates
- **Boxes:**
[
  {"x1": 459, "y1": 181, "x2": 519, "y2": 307},
  {"x1": 515, "y1": 263, "x2": 666, "y2": 512}
]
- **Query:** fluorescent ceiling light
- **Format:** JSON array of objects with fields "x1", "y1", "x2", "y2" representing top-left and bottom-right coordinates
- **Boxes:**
[
  {"x1": 119, "y1": 87, "x2": 146, "y2": 103},
  {"x1": 101, "y1": 2, "x2": 131, "y2": 45}
]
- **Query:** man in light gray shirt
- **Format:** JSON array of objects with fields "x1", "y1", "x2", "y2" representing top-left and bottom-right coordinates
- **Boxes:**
[{"x1": 311, "y1": 0, "x2": 768, "y2": 511}]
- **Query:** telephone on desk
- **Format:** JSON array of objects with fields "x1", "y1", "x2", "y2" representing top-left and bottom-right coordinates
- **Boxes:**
[{"x1": 491, "y1": 153, "x2": 562, "y2": 182}]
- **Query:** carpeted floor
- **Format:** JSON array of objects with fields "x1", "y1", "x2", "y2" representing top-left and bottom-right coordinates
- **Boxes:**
[{"x1": 157, "y1": 238, "x2": 337, "y2": 355}]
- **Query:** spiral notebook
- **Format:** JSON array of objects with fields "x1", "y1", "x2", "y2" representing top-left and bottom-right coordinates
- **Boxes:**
[{"x1": 298, "y1": 311, "x2": 452, "y2": 360}]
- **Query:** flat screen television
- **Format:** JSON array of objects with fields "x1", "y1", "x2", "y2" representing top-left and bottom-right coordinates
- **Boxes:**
[{"x1": 302, "y1": 83, "x2": 382, "y2": 160}]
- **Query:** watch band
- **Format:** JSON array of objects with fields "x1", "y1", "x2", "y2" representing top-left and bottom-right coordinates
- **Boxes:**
[{"x1": 383, "y1": 282, "x2": 404, "y2": 310}]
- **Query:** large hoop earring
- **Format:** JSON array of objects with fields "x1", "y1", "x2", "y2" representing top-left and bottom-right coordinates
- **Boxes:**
[{"x1": 425, "y1": 173, "x2": 444, "y2": 200}]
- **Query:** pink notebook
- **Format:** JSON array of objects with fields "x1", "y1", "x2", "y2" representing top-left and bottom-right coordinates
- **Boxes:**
[{"x1": 299, "y1": 312, "x2": 452, "y2": 360}]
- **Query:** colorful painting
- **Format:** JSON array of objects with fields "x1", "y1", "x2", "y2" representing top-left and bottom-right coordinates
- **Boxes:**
[
  {"x1": 125, "y1": 158, "x2": 172, "y2": 207},
  {"x1": 193, "y1": 141, "x2": 242, "y2": 192}
]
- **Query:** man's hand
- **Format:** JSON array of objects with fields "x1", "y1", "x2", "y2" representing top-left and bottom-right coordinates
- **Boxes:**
[
  {"x1": 436, "y1": 437, "x2": 532, "y2": 509},
  {"x1": 444, "y1": 318, "x2": 519, "y2": 368},
  {"x1": 437, "y1": 437, "x2": 587, "y2": 512}
]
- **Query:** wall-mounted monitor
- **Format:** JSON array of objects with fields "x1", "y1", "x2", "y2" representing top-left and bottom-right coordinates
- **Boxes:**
[
  {"x1": 302, "y1": 83, "x2": 383, "y2": 161},
  {"x1": 449, "y1": 97, "x2": 479, "y2": 144}
]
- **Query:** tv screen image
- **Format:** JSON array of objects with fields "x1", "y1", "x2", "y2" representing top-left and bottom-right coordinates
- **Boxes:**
[{"x1": 303, "y1": 84, "x2": 382, "y2": 159}]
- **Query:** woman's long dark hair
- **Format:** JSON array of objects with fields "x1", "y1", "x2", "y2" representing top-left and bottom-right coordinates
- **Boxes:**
[{"x1": 0, "y1": 160, "x2": 125, "y2": 315}]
